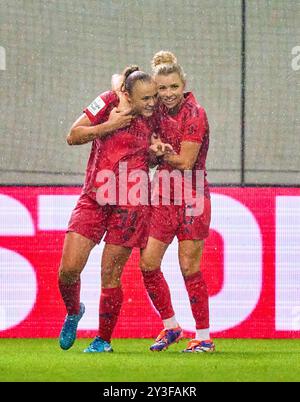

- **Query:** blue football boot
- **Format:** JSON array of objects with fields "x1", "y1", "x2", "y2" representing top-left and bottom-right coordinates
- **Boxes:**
[
  {"x1": 84, "y1": 336, "x2": 113, "y2": 353},
  {"x1": 59, "y1": 302, "x2": 85, "y2": 350}
]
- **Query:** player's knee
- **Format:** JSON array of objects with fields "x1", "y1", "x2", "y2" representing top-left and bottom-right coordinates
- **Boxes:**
[{"x1": 59, "y1": 266, "x2": 81, "y2": 285}]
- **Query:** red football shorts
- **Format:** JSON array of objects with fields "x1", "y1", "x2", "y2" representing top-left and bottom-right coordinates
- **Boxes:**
[
  {"x1": 104, "y1": 205, "x2": 151, "y2": 249},
  {"x1": 149, "y1": 197, "x2": 211, "y2": 244},
  {"x1": 68, "y1": 192, "x2": 150, "y2": 248},
  {"x1": 67, "y1": 192, "x2": 112, "y2": 244}
]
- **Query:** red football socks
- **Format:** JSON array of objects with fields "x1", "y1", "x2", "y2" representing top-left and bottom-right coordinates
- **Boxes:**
[
  {"x1": 142, "y1": 268, "x2": 175, "y2": 320},
  {"x1": 184, "y1": 271, "x2": 210, "y2": 329},
  {"x1": 58, "y1": 277, "x2": 81, "y2": 316},
  {"x1": 98, "y1": 287, "x2": 123, "y2": 342}
]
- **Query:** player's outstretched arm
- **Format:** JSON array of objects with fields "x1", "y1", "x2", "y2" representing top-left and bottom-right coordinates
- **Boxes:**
[{"x1": 66, "y1": 108, "x2": 132, "y2": 145}]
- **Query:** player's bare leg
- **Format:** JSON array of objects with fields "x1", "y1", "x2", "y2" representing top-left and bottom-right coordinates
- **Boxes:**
[
  {"x1": 178, "y1": 240, "x2": 215, "y2": 353},
  {"x1": 140, "y1": 237, "x2": 182, "y2": 351},
  {"x1": 59, "y1": 231, "x2": 96, "y2": 285},
  {"x1": 58, "y1": 232, "x2": 96, "y2": 350},
  {"x1": 84, "y1": 244, "x2": 132, "y2": 353}
]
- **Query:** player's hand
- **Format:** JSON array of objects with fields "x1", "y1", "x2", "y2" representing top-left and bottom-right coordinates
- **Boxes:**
[
  {"x1": 107, "y1": 107, "x2": 133, "y2": 131},
  {"x1": 116, "y1": 92, "x2": 131, "y2": 112},
  {"x1": 149, "y1": 142, "x2": 175, "y2": 157}
]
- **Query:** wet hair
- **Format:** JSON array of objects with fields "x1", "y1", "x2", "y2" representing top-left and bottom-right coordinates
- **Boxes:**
[
  {"x1": 121, "y1": 65, "x2": 153, "y2": 94},
  {"x1": 151, "y1": 50, "x2": 186, "y2": 83}
]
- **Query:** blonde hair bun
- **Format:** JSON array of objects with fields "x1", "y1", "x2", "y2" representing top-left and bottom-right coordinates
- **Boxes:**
[{"x1": 152, "y1": 51, "x2": 177, "y2": 68}]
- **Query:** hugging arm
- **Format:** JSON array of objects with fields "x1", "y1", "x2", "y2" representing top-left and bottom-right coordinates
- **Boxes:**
[{"x1": 66, "y1": 108, "x2": 132, "y2": 145}]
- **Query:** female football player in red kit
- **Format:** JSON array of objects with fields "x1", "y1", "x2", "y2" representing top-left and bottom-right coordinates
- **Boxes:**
[
  {"x1": 58, "y1": 66, "x2": 164, "y2": 353},
  {"x1": 140, "y1": 51, "x2": 215, "y2": 353}
]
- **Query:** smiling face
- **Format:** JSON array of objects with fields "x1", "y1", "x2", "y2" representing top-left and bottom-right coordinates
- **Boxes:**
[
  {"x1": 126, "y1": 80, "x2": 158, "y2": 117},
  {"x1": 155, "y1": 72, "x2": 186, "y2": 110}
]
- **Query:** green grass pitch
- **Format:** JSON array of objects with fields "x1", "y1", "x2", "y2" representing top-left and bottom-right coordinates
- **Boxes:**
[{"x1": 1, "y1": 338, "x2": 300, "y2": 382}]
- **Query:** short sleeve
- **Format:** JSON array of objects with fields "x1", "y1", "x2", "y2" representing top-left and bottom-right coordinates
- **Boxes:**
[
  {"x1": 83, "y1": 90, "x2": 118, "y2": 125},
  {"x1": 182, "y1": 107, "x2": 209, "y2": 144}
]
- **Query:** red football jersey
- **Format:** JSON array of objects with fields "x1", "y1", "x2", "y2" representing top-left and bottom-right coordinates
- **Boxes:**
[
  {"x1": 83, "y1": 91, "x2": 153, "y2": 205},
  {"x1": 82, "y1": 91, "x2": 119, "y2": 197},
  {"x1": 153, "y1": 92, "x2": 210, "y2": 201}
]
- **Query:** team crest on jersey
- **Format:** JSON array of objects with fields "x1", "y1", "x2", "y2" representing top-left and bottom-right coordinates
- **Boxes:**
[{"x1": 87, "y1": 96, "x2": 106, "y2": 116}]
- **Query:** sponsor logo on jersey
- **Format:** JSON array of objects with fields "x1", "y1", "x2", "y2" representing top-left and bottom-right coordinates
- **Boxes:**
[{"x1": 87, "y1": 96, "x2": 106, "y2": 116}]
